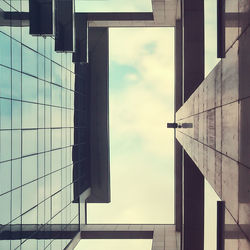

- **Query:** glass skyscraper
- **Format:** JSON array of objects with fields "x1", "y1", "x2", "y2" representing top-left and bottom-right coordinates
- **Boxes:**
[{"x1": 0, "y1": 1, "x2": 85, "y2": 249}]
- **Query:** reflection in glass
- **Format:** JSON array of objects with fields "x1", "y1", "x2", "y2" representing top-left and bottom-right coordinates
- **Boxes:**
[
  {"x1": 45, "y1": 58, "x2": 51, "y2": 82},
  {"x1": 22, "y1": 130, "x2": 37, "y2": 156},
  {"x1": 38, "y1": 54, "x2": 45, "y2": 80},
  {"x1": 0, "y1": 192, "x2": 11, "y2": 225},
  {"x1": 0, "y1": 66, "x2": 11, "y2": 98},
  {"x1": 38, "y1": 154, "x2": 45, "y2": 178},
  {"x1": 12, "y1": 70, "x2": 21, "y2": 100},
  {"x1": 22, "y1": 181, "x2": 37, "y2": 212},
  {"x1": 12, "y1": 130, "x2": 21, "y2": 158},
  {"x1": 45, "y1": 129, "x2": 51, "y2": 151},
  {"x1": 12, "y1": 188, "x2": 21, "y2": 219},
  {"x1": 22, "y1": 74, "x2": 38, "y2": 102},
  {"x1": 0, "y1": 162, "x2": 11, "y2": 194},
  {"x1": 12, "y1": 100, "x2": 21, "y2": 129},
  {"x1": 38, "y1": 177, "x2": 45, "y2": 203},
  {"x1": 0, "y1": 98, "x2": 11, "y2": 129},
  {"x1": 52, "y1": 128, "x2": 61, "y2": 149},
  {"x1": 38, "y1": 129, "x2": 45, "y2": 153},
  {"x1": 22, "y1": 155, "x2": 37, "y2": 184},
  {"x1": 0, "y1": 131, "x2": 11, "y2": 161},
  {"x1": 38, "y1": 80, "x2": 45, "y2": 104},
  {"x1": 51, "y1": 149, "x2": 61, "y2": 171},
  {"x1": 22, "y1": 102, "x2": 37, "y2": 128},
  {"x1": 22, "y1": 206, "x2": 37, "y2": 224},
  {"x1": 52, "y1": 62, "x2": 62, "y2": 85},
  {"x1": 22, "y1": 46, "x2": 38, "y2": 77},
  {"x1": 12, "y1": 159, "x2": 21, "y2": 189},
  {"x1": 0, "y1": 32, "x2": 11, "y2": 67},
  {"x1": 51, "y1": 170, "x2": 61, "y2": 195},
  {"x1": 52, "y1": 106, "x2": 62, "y2": 127},
  {"x1": 12, "y1": 39, "x2": 21, "y2": 71},
  {"x1": 38, "y1": 105, "x2": 45, "y2": 128},
  {"x1": 52, "y1": 84, "x2": 62, "y2": 106}
]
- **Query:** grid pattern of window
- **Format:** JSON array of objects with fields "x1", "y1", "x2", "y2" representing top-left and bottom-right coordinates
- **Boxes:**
[{"x1": 0, "y1": 1, "x2": 84, "y2": 249}]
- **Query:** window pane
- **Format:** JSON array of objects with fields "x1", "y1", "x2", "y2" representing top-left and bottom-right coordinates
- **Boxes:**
[
  {"x1": 52, "y1": 62, "x2": 61, "y2": 85},
  {"x1": 12, "y1": 100, "x2": 21, "y2": 129},
  {"x1": 0, "y1": 192, "x2": 11, "y2": 225},
  {"x1": 51, "y1": 107, "x2": 61, "y2": 127},
  {"x1": 22, "y1": 102, "x2": 37, "y2": 128},
  {"x1": 52, "y1": 84, "x2": 61, "y2": 107},
  {"x1": 51, "y1": 170, "x2": 61, "y2": 195},
  {"x1": 22, "y1": 130, "x2": 37, "y2": 156},
  {"x1": 51, "y1": 149, "x2": 61, "y2": 172},
  {"x1": 22, "y1": 74, "x2": 37, "y2": 102},
  {"x1": 22, "y1": 181, "x2": 37, "y2": 212},
  {"x1": 22, "y1": 46, "x2": 37, "y2": 77},
  {"x1": 22, "y1": 155, "x2": 37, "y2": 184},
  {"x1": 12, "y1": 159, "x2": 21, "y2": 189},
  {"x1": 38, "y1": 129, "x2": 45, "y2": 153},
  {"x1": 38, "y1": 54, "x2": 45, "y2": 80},
  {"x1": 0, "y1": 32, "x2": 11, "y2": 67},
  {"x1": 0, "y1": 98, "x2": 11, "y2": 129},
  {"x1": 0, "y1": 131, "x2": 11, "y2": 162},
  {"x1": 38, "y1": 80, "x2": 45, "y2": 104},
  {"x1": 12, "y1": 130, "x2": 21, "y2": 159},
  {"x1": 12, "y1": 187, "x2": 21, "y2": 219},
  {"x1": 12, "y1": 40, "x2": 21, "y2": 71},
  {"x1": 0, "y1": 66, "x2": 11, "y2": 98},
  {"x1": 52, "y1": 128, "x2": 61, "y2": 149},
  {"x1": 0, "y1": 162, "x2": 11, "y2": 194},
  {"x1": 12, "y1": 70, "x2": 21, "y2": 100}
]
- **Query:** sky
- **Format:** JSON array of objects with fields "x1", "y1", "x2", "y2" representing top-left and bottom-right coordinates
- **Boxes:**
[{"x1": 76, "y1": 0, "x2": 221, "y2": 249}]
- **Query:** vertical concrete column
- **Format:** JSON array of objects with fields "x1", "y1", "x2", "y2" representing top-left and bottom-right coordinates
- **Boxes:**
[
  {"x1": 183, "y1": 152, "x2": 204, "y2": 250},
  {"x1": 182, "y1": 0, "x2": 204, "y2": 250},
  {"x1": 174, "y1": 19, "x2": 183, "y2": 233},
  {"x1": 183, "y1": 0, "x2": 204, "y2": 102}
]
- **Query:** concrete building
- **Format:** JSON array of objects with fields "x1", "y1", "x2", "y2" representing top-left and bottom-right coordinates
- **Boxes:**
[{"x1": 0, "y1": 0, "x2": 249, "y2": 249}]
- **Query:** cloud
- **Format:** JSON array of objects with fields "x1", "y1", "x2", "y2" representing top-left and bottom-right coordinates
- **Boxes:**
[
  {"x1": 76, "y1": 0, "x2": 152, "y2": 12},
  {"x1": 88, "y1": 28, "x2": 175, "y2": 224}
]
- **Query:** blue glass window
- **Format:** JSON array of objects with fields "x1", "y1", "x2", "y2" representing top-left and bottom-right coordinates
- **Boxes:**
[
  {"x1": 22, "y1": 102, "x2": 37, "y2": 128},
  {"x1": 0, "y1": 66, "x2": 11, "y2": 98},
  {"x1": 12, "y1": 100, "x2": 21, "y2": 129},
  {"x1": 22, "y1": 74, "x2": 38, "y2": 102},
  {"x1": 52, "y1": 62, "x2": 62, "y2": 85},
  {"x1": 38, "y1": 54, "x2": 45, "y2": 80},
  {"x1": 38, "y1": 80, "x2": 45, "y2": 104},
  {"x1": 52, "y1": 84, "x2": 62, "y2": 107},
  {"x1": 0, "y1": 32, "x2": 11, "y2": 67},
  {"x1": 12, "y1": 70, "x2": 21, "y2": 100},
  {"x1": 22, "y1": 46, "x2": 38, "y2": 77},
  {"x1": 12, "y1": 39, "x2": 21, "y2": 71}
]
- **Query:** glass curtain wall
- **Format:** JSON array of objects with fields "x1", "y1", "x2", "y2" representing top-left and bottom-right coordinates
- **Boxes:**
[{"x1": 0, "y1": 1, "x2": 80, "y2": 249}]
